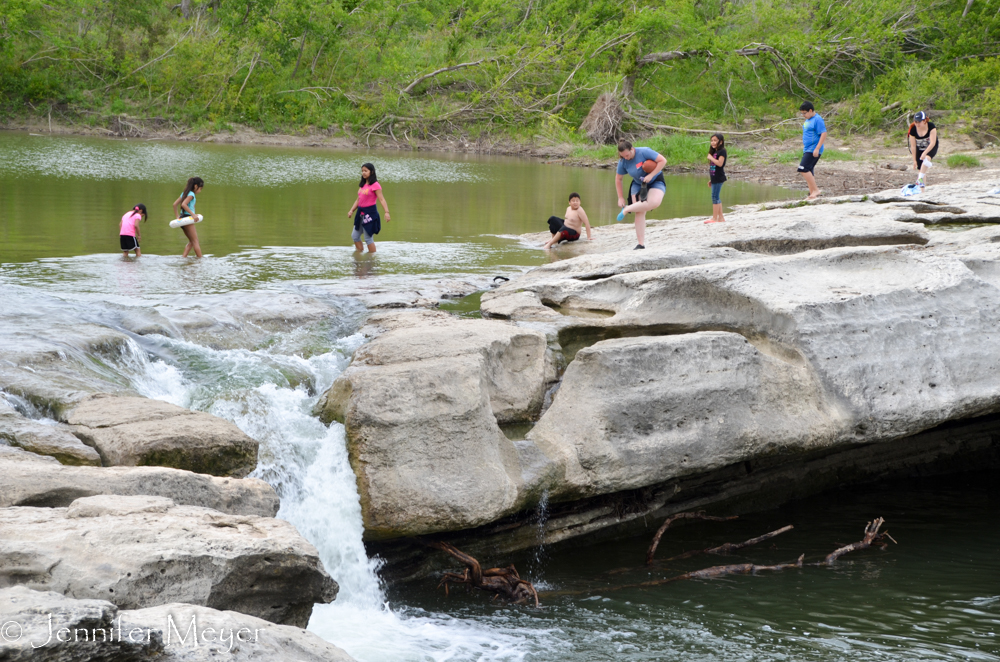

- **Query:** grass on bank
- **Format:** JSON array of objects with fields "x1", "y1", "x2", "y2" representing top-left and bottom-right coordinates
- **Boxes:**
[{"x1": 947, "y1": 154, "x2": 981, "y2": 168}]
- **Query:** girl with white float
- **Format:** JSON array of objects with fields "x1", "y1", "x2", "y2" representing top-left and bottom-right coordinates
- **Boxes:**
[{"x1": 171, "y1": 176, "x2": 205, "y2": 258}]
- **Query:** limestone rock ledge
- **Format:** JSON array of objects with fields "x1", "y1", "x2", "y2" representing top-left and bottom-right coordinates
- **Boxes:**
[
  {"x1": 315, "y1": 310, "x2": 553, "y2": 539},
  {"x1": 61, "y1": 395, "x2": 258, "y2": 478},
  {"x1": 0, "y1": 445, "x2": 278, "y2": 516},
  {"x1": 0, "y1": 586, "x2": 356, "y2": 661},
  {"x1": 0, "y1": 495, "x2": 337, "y2": 627},
  {"x1": 0, "y1": 398, "x2": 100, "y2": 466},
  {"x1": 322, "y1": 182, "x2": 1000, "y2": 548}
]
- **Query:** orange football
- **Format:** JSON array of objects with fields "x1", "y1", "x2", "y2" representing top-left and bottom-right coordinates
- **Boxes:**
[{"x1": 641, "y1": 159, "x2": 657, "y2": 173}]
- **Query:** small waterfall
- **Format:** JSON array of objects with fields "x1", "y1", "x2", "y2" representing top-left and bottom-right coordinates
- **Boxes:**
[
  {"x1": 113, "y1": 331, "x2": 550, "y2": 662},
  {"x1": 528, "y1": 490, "x2": 551, "y2": 582}
]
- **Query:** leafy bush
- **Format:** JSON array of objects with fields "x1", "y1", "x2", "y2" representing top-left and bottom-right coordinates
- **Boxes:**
[{"x1": 3, "y1": 0, "x2": 1000, "y2": 140}]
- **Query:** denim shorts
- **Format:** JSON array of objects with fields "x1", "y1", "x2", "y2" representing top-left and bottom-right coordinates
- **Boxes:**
[
  {"x1": 351, "y1": 226, "x2": 374, "y2": 244},
  {"x1": 711, "y1": 182, "x2": 724, "y2": 205}
]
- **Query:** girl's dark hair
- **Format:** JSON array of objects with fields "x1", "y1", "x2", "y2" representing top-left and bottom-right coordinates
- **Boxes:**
[
  {"x1": 133, "y1": 203, "x2": 147, "y2": 221},
  {"x1": 182, "y1": 177, "x2": 204, "y2": 199},
  {"x1": 359, "y1": 163, "x2": 377, "y2": 187},
  {"x1": 617, "y1": 140, "x2": 633, "y2": 153},
  {"x1": 710, "y1": 133, "x2": 725, "y2": 154}
]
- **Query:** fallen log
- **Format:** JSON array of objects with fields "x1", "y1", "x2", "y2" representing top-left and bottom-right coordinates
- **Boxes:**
[
  {"x1": 646, "y1": 511, "x2": 739, "y2": 565},
  {"x1": 430, "y1": 541, "x2": 540, "y2": 607},
  {"x1": 824, "y1": 517, "x2": 894, "y2": 564}
]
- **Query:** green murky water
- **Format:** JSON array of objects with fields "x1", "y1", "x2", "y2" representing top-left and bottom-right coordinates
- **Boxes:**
[{"x1": 0, "y1": 132, "x2": 796, "y2": 265}]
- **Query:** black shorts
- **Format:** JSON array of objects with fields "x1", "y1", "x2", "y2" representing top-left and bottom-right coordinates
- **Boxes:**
[
  {"x1": 546, "y1": 216, "x2": 579, "y2": 242},
  {"x1": 120, "y1": 235, "x2": 139, "y2": 251},
  {"x1": 915, "y1": 144, "x2": 939, "y2": 162},
  {"x1": 797, "y1": 152, "x2": 822, "y2": 173}
]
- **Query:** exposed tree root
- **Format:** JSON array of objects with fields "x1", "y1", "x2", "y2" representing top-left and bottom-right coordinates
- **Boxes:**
[
  {"x1": 430, "y1": 541, "x2": 540, "y2": 607},
  {"x1": 824, "y1": 518, "x2": 895, "y2": 564},
  {"x1": 646, "y1": 511, "x2": 739, "y2": 565}
]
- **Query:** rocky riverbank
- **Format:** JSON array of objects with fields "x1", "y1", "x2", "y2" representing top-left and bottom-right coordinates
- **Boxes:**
[
  {"x1": 317, "y1": 181, "x2": 1000, "y2": 579},
  {"x1": 0, "y1": 291, "x2": 359, "y2": 661}
]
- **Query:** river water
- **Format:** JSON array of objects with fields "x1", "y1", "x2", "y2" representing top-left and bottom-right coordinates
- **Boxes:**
[{"x1": 1, "y1": 132, "x2": 997, "y2": 661}]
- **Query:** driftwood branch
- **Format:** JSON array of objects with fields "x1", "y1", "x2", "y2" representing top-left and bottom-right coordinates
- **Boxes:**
[
  {"x1": 707, "y1": 525, "x2": 794, "y2": 555},
  {"x1": 402, "y1": 59, "x2": 488, "y2": 94},
  {"x1": 646, "y1": 512, "x2": 738, "y2": 565},
  {"x1": 824, "y1": 518, "x2": 894, "y2": 564},
  {"x1": 430, "y1": 542, "x2": 539, "y2": 607},
  {"x1": 654, "y1": 525, "x2": 794, "y2": 565},
  {"x1": 881, "y1": 101, "x2": 902, "y2": 113}
]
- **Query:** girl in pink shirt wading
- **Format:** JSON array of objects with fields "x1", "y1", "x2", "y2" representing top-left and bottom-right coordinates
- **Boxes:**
[
  {"x1": 119, "y1": 204, "x2": 147, "y2": 258},
  {"x1": 346, "y1": 162, "x2": 391, "y2": 253}
]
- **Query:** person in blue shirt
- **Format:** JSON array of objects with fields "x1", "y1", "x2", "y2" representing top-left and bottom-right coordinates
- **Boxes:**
[
  {"x1": 614, "y1": 140, "x2": 667, "y2": 249},
  {"x1": 798, "y1": 101, "x2": 827, "y2": 200}
]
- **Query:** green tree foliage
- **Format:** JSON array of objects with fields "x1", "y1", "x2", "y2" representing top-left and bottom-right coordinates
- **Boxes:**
[{"x1": 3, "y1": 0, "x2": 1000, "y2": 140}]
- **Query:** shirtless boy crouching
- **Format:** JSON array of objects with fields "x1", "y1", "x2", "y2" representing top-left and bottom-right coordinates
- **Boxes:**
[{"x1": 543, "y1": 192, "x2": 592, "y2": 249}]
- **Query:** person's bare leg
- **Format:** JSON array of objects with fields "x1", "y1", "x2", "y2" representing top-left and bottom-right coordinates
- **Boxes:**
[
  {"x1": 188, "y1": 227, "x2": 203, "y2": 258},
  {"x1": 706, "y1": 202, "x2": 726, "y2": 223},
  {"x1": 182, "y1": 225, "x2": 194, "y2": 257},
  {"x1": 122, "y1": 251, "x2": 129, "y2": 258},
  {"x1": 135, "y1": 248, "x2": 141, "y2": 257},
  {"x1": 367, "y1": 243, "x2": 376, "y2": 253},
  {"x1": 634, "y1": 212, "x2": 646, "y2": 246},
  {"x1": 623, "y1": 188, "x2": 664, "y2": 215},
  {"x1": 801, "y1": 171, "x2": 821, "y2": 199},
  {"x1": 354, "y1": 241, "x2": 363, "y2": 251}
]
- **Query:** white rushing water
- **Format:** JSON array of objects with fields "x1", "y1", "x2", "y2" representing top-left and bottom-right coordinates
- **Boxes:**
[{"x1": 112, "y1": 330, "x2": 557, "y2": 662}]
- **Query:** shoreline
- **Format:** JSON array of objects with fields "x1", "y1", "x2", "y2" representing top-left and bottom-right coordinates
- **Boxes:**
[{"x1": 4, "y1": 117, "x2": 999, "y2": 197}]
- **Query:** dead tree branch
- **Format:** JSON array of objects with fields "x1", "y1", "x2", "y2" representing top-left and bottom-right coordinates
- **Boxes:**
[
  {"x1": 824, "y1": 518, "x2": 894, "y2": 564},
  {"x1": 646, "y1": 512, "x2": 739, "y2": 565},
  {"x1": 402, "y1": 59, "x2": 489, "y2": 94},
  {"x1": 430, "y1": 542, "x2": 540, "y2": 606},
  {"x1": 707, "y1": 525, "x2": 795, "y2": 555},
  {"x1": 108, "y1": 26, "x2": 193, "y2": 89},
  {"x1": 655, "y1": 525, "x2": 795, "y2": 564},
  {"x1": 636, "y1": 50, "x2": 710, "y2": 66}
]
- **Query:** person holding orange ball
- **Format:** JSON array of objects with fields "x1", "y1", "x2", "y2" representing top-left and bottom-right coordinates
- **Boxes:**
[{"x1": 614, "y1": 140, "x2": 667, "y2": 249}]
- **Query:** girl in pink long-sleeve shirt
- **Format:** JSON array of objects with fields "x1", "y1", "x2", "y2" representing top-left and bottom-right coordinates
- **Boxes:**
[{"x1": 119, "y1": 204, "x2": 147, "y2": 258}]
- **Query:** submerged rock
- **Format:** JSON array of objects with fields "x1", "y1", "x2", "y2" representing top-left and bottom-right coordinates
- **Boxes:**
[
  {"x1": 0, "y1": 586, "x2": 357, "y2": 661},
  {"x1": 0, "y1": 450, "x2": 278, "y2": 516},
  {"x1": 62, "y1": 394, "x2": 258, "y2": 478},
  {"x1": 0, "y1": 496, "x2": 337, "y2": 627}
]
